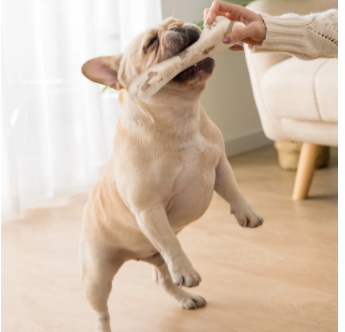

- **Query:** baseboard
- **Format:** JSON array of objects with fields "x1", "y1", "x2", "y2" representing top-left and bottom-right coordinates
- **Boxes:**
[{"x1": 225, "y1": 130, "x2": 273, "y2": 158}]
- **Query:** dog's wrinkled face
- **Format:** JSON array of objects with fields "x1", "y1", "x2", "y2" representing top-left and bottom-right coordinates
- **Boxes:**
[
  {"x1": 82, "y1": 18, "x2": 215, "y2": 93},
  {"x1": 129, "y1": 18, "x2": 215, "y2": 85}
]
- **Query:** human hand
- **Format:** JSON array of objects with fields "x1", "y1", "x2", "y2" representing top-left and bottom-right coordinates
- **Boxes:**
[{"x1": 204, "y1": 0, "x2": 267, "y2": 51}]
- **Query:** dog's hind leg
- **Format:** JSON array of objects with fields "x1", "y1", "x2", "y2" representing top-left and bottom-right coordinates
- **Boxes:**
[
  {"x1": 144, "y1": 253, "x2": 206, "y2": 310},
  {"x1": 80, "y1": 240, "x2": 124, "y2": 332}
]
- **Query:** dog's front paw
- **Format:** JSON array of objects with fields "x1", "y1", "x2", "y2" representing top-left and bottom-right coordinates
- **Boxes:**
[
  {"x1": 231, "y1": 200, "x2": 263, "y2": 228},
  {"x1": 178, "y1": 291, "x2": 206, "y2": 310},
  {"x1": 168, "y1": 261, "x2": 201, "y2": 288}
]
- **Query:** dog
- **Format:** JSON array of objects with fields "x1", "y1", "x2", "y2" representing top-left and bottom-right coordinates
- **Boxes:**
[{"x1": 81, "y1": 17, "x2": 263, "y2": 332}]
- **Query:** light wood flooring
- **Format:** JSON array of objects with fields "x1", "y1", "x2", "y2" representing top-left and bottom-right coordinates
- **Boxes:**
[{"x1": 2, "y1": 146, "x2": 338, "y2": 332}]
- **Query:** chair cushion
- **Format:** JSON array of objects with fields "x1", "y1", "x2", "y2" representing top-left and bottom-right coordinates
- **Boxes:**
[{"x1": 261, "y1": 57, "x2": 338, "y2": 123}]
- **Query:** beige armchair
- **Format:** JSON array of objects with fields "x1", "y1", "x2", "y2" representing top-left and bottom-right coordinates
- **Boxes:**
[{"x1": 244, "y1": 0, "x2": 338, "y2": 200}]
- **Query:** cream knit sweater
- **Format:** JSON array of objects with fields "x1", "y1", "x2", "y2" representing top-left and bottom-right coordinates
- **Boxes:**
[{"x1": 253, "y1": 9, "x2": 338, "y2": 60}]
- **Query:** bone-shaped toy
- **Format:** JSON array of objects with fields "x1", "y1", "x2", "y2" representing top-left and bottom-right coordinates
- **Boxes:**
[{"x1": 128, "y1": 17, "x2": 245, "y2": 99}]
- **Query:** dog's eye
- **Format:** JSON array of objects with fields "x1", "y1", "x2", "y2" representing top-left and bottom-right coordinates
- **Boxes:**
[{"x1": 147, "y1": 36, "x2": 158, "y2": 49}]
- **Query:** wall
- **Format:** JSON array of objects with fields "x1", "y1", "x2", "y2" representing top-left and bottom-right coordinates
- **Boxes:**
[{"x1": 161, "y1": 0, "x2": 272, "y2": 157}]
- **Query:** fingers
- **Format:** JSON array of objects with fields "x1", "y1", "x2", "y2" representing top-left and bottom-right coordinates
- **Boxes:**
[
  {"x1": 205, "y1": 8, "x2": 229, "y2": 22},
  {"x1": 222, "y1": 23, "x2": 257, "y2": 44},
  {"x1": 205, "y1": 1, "x2": 248, "y2": 25},
  {"x1": 203, "y1": 8, "x2": 209, "y2": 23},
  {"x1": 206, "y1": 0, "x2": 227, "y2": 24},
  {"x1": 204, "y1": 8, "x2": 237, "y2": 29},
  {"x1": 217, "y1": 11, "x2": 233, "y2": 19},
  {"x1": 229, "y1": 44, "x2": 244, "y2": 52}
]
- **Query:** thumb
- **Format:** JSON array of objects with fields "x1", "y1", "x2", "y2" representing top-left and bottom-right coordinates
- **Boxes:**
[{"x1": 222, "y1": 24, "x2": 256, "y2": 44}]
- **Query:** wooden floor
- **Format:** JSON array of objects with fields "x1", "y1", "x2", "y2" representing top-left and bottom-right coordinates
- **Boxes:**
[{"x1": 2, "y1": 146, "x2": 338, "y2": 332}]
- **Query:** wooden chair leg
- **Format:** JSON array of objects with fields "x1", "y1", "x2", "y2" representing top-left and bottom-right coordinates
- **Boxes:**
[{"x1": 292, "y1": 143, "x2": 322, "y2": 200}]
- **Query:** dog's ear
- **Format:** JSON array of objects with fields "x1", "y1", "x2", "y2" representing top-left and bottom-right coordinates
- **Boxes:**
[{"x1": 82, "y1": 54, "x2": 123, "y2": 90}]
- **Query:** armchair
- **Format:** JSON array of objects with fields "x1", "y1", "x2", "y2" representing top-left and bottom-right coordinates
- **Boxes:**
[{"x1": 244, "y1": 0, "x2": 338, "y2": 199}]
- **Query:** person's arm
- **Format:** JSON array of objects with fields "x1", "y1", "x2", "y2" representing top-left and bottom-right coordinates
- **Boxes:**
[
  {"x1": 254, "y1": 9, "x2": 338, "y2": 60},
  {"x1": 204, "y1": 1, "x2": 338, "y2": 60}
]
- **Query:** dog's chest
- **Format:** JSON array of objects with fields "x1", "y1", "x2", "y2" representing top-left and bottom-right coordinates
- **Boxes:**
[{"x1": 167, "y1": 134, "x2": 221, "y2": 227}]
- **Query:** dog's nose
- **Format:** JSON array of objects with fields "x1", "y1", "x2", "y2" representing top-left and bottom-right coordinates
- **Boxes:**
[
  {"x1": 169, "y1": 25, "x2": 200, "y2": 47},
  {"x1": 184, "y1": 26, "x2": 200, "y2": 45},
  {"x1": 169, "y1": 26, "x2": 184, "y2": 34}
]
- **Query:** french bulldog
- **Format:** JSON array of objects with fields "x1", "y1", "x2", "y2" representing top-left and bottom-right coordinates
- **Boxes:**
[{"x1": 81, "y1": 17, "x2": 263, "y2": 332}]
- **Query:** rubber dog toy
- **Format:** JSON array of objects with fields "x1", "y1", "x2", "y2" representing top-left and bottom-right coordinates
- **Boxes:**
[{"x1": 128, "y1": 17, "x2": 245, "y2": 99}]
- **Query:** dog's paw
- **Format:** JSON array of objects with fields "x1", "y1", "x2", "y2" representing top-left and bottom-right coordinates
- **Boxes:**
[
  {"x1": 231, "y1": 200, "x2": 263, "y2": 228},
  {"x1": 169, "y1": 262, "x2": 201, "y2": 288},
  {"x1": 178, "y1": 291, "x2": 206, "y2": 310},
  {"x1": 95, "y1": 314, "x2": 112, "y2": 332}
]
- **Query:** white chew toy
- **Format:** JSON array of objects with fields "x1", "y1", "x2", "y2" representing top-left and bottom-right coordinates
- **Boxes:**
[{"x1": 128, "y1": 17, "x2": 245, "y2": 99}]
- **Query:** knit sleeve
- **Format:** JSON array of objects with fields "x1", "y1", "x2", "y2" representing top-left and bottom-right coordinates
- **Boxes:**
[{"x1": 252, "y1": 9, "x2": 338, "y2": 60}]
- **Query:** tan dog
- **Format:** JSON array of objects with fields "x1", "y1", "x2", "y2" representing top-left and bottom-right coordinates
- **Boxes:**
[{"x1": 81, "y1": 18, "x2": 263, "y2": 332}]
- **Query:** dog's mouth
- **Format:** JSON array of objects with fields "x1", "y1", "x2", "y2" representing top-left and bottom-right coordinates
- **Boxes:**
[
  {"x1": 171, "y1": 33, "x2": 215, "y2": 82},
  {"x1": 162, "y1": 24, "x2": 215, "y2": 83},
  {"x1": 172, "y1": 57, "x2": 215, "y2": 82}
]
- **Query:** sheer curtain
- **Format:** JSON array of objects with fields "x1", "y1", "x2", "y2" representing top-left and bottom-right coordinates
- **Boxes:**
[{"x1": 1, "y1": 0, "x2": 162, "y2": 218}]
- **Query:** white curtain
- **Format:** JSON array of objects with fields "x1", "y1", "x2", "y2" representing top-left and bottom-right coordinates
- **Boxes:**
[{"x1": 1, "y1": 0, "x2": 162, "y2": 218}]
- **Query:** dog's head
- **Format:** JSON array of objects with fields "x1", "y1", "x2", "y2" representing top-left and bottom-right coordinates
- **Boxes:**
[{"x1": 82, "y1": 18, "x2": 215, "y2": 95}]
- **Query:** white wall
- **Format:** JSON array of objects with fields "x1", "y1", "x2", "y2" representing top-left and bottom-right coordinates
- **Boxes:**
[{"x1": 161, "y1": 0, "x2": 272, "y2": 157}]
